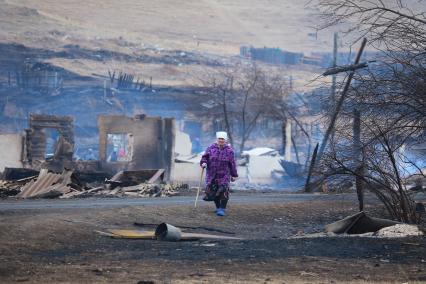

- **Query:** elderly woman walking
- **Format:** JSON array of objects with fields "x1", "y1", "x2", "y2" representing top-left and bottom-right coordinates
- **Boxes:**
[{"x1": 200, "y1": 131, "x2": 238, "y2": 216}]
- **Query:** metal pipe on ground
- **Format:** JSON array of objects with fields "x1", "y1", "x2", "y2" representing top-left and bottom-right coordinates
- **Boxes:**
[{"x1": 155, "y1": 223, "x2": 182, "y2": 241}]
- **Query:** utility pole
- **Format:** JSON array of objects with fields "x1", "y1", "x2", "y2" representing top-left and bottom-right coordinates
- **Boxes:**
[
  {"x1": 317, "y1": 38, "x2": 367, "y2": 160},
  {"x1": 327, "y1": 32, "x2": 339, "y2": 192},
  {"x1": 305, "y1": 38, "x2": 368, "y2": 192},
  {"x1": 330, "y1": 32, "x2": 338, "y2": 144},
  {"x1": 353, "y1": 109, "x2": 364, "y2": 211},
  {"x1": 331, "y1": 33, "x2": 338, "y2": 104}
]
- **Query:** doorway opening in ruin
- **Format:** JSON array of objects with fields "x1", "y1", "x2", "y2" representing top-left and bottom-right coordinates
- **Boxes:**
[
  {"x1": 106, "y1": 133, "x2": 133, "y2": 162},
  {"x1": 43, "y1": 128, "x2": 60, "y2": 159}
]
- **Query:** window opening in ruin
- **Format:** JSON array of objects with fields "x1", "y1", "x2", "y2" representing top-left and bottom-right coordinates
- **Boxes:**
[
  {"x1": 44, "y1": 128, "x2": 60, "y2": 159},
  {"x1": 106, "y1": 133, "x2": 133, "y2": 162}
]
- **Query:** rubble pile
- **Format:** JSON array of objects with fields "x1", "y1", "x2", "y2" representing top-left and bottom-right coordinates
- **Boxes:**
[
  {"x1": 0, "y1": 168, "x2": 86, "y2": 199},
  {"x1": 0, "y1": 177, "x2": 36, "y2": 197},
  {"x1": 63, "y1": 182, "x2": 188, "y2": 198},
  {"x1": 121, "y1": 182, "x2": 187, "y2": 197},
  {"x1": 0, "y1": 168, "x2": 188, "y2": 199},
  {"x1": 17, "y1": 169, "x2": 79, "y2": 198}
]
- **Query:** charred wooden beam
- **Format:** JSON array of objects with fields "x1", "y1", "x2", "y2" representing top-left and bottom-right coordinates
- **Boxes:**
[{"x1": 323, "y1": 62, "x2": 369, "y2": 76}]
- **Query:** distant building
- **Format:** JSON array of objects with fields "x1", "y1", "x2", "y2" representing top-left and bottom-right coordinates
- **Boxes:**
[
  {"x1": 301, "y1": 56, "x2": 322, "y2": 66},
  {"x1": 241, "y1": 45, "x2": 381, "y2": 68},
  {"x1": 240, "y1": 46, "x2": 303, "y2": 65}
]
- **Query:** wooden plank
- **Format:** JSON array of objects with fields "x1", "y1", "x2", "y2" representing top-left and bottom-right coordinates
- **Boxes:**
[
  {"x1": 108, "y1": 187, "x2": 121, "y2": 195},
  {"x1": 107, "y1": 229, "x2": 155, "y2": 239},
  {"x1": 63, "y1": 186, "x2": 103, "y2": 198},
  {"x1": 109, "y1": 171, "x2": 124, "y2": 182},
  {"x1": 147, "y1": 169, "x2": 165, "y2": 184},
  {"x1": 121, "y1": 185, "x2": 141, "y2": 192},
  {"x1": 123, "y1": 192, "x2": 140, "y2": 196},
  {"x1": 14, "y1": 175, "x2": 38, "y2": 183},
  {"x1": 133, "y1": 223, "x2": 236, "y2": 235},
  {"x1": 85, "y1": 187, "x2": 104, "y2": 193},
  {"x1": 181, "y1": 232, "x2": 241, "y2": 240},
  {"x1": 60, "y1": 191, "x2": 81, "y2": 199},
  {"x1": 105, "y1": 171, "x2": 124, "y2": 190},
  {"x1": 100, "y1": 229, "x2": 242, "y2": 240}
]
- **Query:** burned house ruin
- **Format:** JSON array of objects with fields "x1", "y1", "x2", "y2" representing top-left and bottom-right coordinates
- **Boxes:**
[
  {"x1": 98, "y1": 115, "x2": 175, "y2": 180},
  {"x1": 0, "y1": 113, "x2": 176, "y2": 181},
  {"x1": 24, "y1": 114, "x2": 74, "y2": 171}
]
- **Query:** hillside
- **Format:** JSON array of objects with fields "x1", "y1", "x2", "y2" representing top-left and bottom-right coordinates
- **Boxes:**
[
  {"x1": 0, "y1": 0, "x2": 341, "y2": 87},
  {"x1": 1, "y1": 0, "x2": 337, "y2": 53}
]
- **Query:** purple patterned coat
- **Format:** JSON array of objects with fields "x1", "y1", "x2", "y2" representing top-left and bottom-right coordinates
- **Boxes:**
[{"x1": 200, "y1": 143, "x2": 238, "y2": 186}]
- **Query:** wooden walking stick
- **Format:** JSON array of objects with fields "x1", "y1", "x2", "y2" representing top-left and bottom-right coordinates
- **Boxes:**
[{"x1": 194, "y1": 167, "x2": 205, "y2": 208}]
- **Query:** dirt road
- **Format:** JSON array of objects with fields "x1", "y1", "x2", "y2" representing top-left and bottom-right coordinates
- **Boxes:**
[
  {"x1": 0, "y1": 192, "x2": 425, "y2": 283},
  {"x1": 0, "y1": 192, "x2": 355, "y2": 211}
]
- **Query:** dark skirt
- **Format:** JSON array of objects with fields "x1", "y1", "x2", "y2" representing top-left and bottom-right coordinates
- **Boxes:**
[{"x1": 203, "y1": 183, "x2": 230, "y2": 202}]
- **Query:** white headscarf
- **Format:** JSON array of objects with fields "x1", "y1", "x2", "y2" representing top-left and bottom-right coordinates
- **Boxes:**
[{"x1": 216, "y1": 131, "x2": 228, "y2": 140}]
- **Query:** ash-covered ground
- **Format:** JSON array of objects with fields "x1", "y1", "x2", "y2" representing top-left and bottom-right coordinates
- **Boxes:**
[{"x1": 1, "y1": 192, "x2": 425, "y2": 283}]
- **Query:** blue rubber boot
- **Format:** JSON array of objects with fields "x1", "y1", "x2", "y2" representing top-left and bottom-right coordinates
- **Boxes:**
[{"x1": 216, "y1": 208, "x2": 225, "y2": 216}]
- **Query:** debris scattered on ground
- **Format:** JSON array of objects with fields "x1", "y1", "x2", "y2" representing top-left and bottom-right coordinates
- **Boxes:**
[
  {"x1": 373, "y1": 224, "x2": 424, "y2": 238},
  {"x1": 291, "y1": 211, "x2": 425, "y2": 239},
  {"x1": 133, "y1": 222, "x2": 236, "y2": 235},
  {"x1": 96, "y1": 222, "x2": 241, "y2": 241},
  {"x1": 1, "y1": 167, "x2": 40, "y2": 181},
  {"x1": 0, "y1": 176, "x2": 37, "y2": 197},
  {"x1": 0, "y1": 168, "x2": 188, "y2": 199},
  {"x1": 325, "y1": 211, "x2": 400, "y2": 234},
  {"x1": 17, "y1": 169, "x2": 77, "y2": 198},
  {"x1": 83, "y1": 182, "x2": 187, "y2": 198}
]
